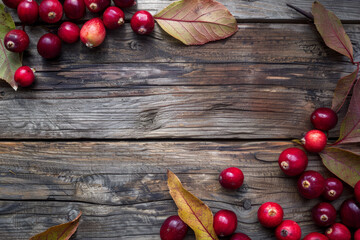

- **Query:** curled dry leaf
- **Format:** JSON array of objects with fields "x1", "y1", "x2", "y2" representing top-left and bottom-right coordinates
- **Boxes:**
[
  {"x1": 29, "y1": 212, "x2": 82, "y2": 240},
  {"x1": 154, "y1": 0, "x2": 238, "y2": 45},
  {"x1": 312, "y1": 1, "x2": 354, "y2": 62},
  {"x1": 320, "y1": 147, "x2": 360, "y2": 187},
  {"x1": 167, "y1": 170, "x2": 219, "y2": 240}
]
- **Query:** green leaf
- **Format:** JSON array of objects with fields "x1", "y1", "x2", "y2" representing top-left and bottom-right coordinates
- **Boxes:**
[
  {"x1": 312, "y1": 1, "x2": 354, "y2": 62},
  {"x1": 0, "y1": 4, "x2": 21, "y2": 90},
  {"x1": 154, "y1": 0, "x2": 238, "y2": 45},
  {"x1": 320, "y1": 147, "x2": 360, "y2": 187}
]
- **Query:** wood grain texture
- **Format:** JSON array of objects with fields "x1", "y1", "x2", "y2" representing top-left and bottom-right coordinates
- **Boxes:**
[{"x1": 0, "y1": 141, "x2": 354, "y2": 239}]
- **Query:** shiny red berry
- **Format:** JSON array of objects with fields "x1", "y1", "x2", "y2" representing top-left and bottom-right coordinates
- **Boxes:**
[
  {"x1": 302, "y1": 130, "x2": 327, "y2": 153},
  {"x1": 14, "y1": 66, "x2": 35, "y2": 87},
  {"x1": 213, "y1": 209, "x2": 237, "y2": 237},
  {"x1": 160, "y1": 215, "x2": 188, "y2": 240},
  {"x1": 230, "y1": 232, "x2": 251, "y2": 240},
  {"x1": 63, "y1": 0, "x2": 85, "y2": 20},
  {"x1": 297, "y1": 170, "x2": 325, "y2": 199},
  {"x1": 340, "y1": 198, "x2": 360, "y2": 229},
  {"x1": 84, "y1": 0, "x2": 110, "y2": 13},
  {"x1": 4, "y1": 29, "x2": 29, "y2": 52},
  {"x1": 325, "y1": 223, "x2": 351, "y2": 240},
  {"x1": 3, "y1": 0, "x2": 22, "y2": 9},
  {"x1": 275, "y1": 220, "x2": 301, "y2": 240},
  {"x1": 219, "y1": 167, "x2": 244, "y2": 190},
  {"x1": 355, "y1": 180, "x2": 360, "y2": 203},
  {"x1": 131, "y1": 10, "x2": 154, "y2": 35},
  {"x1": 37, "y1": 33, "x2": 61, "y2": 59},
  {"x1": 303, "y1": 232, "x2": 328, "y2": 240},
  {"x1": 257, "y1": 202, "x2": 283, "y2": 228},
  {"x1": 278, "y1": 147, "x2": 308, "y2": 176},
  {"x1": 354, "y1": 229, "x2": 360, "y2": 240},
  {"x1": 311, "y1": 202, "x2": 336, "y2": 227},
  {"x1": 113, "y1": 0, "x2": 135, "y2": 8},
  {"x1": 17, "y1": 0, "x2": 39, "y2": 25},
  {"x1": 103, "y1": 6, "x2": 124, "y2": 30},
  {"x1": 322, "y1": 177, "x2": 343, "y2": 201},
  {"x1": 80, "y1": 18, "x2": 106, "y2": 48},
  {"x1": 39, "y1": 0, "x2": 63, "y2": 23},
  {"x1": 58, "y1": 22, "x2": 80, "y2": 44},
  {"x1": 311, "y1": 108, "x2": 338, "y2": 131}
]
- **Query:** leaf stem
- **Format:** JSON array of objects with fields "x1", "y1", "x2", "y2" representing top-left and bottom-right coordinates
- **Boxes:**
[{"x1": 286, "y1": 3, "x2": 314, "y2": 21}]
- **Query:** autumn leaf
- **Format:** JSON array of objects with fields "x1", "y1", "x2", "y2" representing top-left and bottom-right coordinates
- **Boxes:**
[
  {"x1": 167, "y1": 170, "x2": 219, "y2": 240},
  {"x1": 29, "y1": 212, "x2": 81, "y2": 240},
  {"x1": 312, "y1": 1, "x2": 354, "y2": 62},
  {"x1": 154, "y1": 0, "x2": 238, "y2": 45},
  {"x1": 0, "y1": 4, "x2": 21, "y2": 90},
  {"x1": 320, "y1": 147, "x2": 360, "y2": 187}
]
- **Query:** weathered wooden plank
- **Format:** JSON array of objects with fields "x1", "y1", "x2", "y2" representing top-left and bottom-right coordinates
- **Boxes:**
[{"x1": 0, "y1": 141, "x2": 353, "y2": 239}]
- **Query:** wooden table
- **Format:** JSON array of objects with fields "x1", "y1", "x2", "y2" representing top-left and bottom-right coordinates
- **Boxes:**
[{"x1": 0, "y1": 0, "x2": 359, "y2": 239}]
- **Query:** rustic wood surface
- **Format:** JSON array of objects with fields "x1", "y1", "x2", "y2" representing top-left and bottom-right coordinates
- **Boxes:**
[{"x1": 0, "y1": 0, "x2": 359, "y2": 239}]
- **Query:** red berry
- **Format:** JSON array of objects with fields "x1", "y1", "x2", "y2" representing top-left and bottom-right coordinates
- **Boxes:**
[
  {"x1": 213, "y1": 209, "x2": 237, "y2": 237},
  {"x1": 4, "y1": 29, "x2": 29, "y2": 53},
  {"x1": 160, "y1": 215, "x2": 188, "y2": 240},
  {"x1": 131, "y1": 10, "x2": 155, "y2": 35},
  {"x1": 3, "y1": 0, "x2": 22, "y2": 9},
  {"x1": 302, "y1": 130, "x2": 327, "y2": 153},
  {"x1": 297, "y1": 170, "x2": 325, "y2": 199},
  {"x1": 340, "y1": 198, "x2": 360, "y2": 228},
  {"x1": 84, "y1": 0, "x2": 110, "y2": 13},
  {"x1": 113, "y1": 0, "x2": 135, "y2": 8},
  {"x1": 275, "y1": 220, "x2": 301, "y2": 240},
  {"x1": 37, "y1": 33, "x2": 61, "y2": 59},
  {"x1": 219, "y1": 167, "x2": 244, "y2": 190},
  {"x1": 17, "y1": 0, "x2": 39, "y2": 25},
  {"x1": 325, "y1": 223, "x2": 351, "y2": 240},
  {"x1": 39, "y1": 0, "x2": 63, "y2": 23},
  {"x1": 257, "y1": 202, "x2": 283, "y2": 228},
  {"x1": 303, "y1": 232, "x2": 328, "y2": 240},
  {"x1": 230, "y1": 233, "x2": 251, "y2": 240},
  {"x1": 14, "y1": 66, "x2": 35, "y2": 87},
  {"x1": 311, "y1": 202, "x2": 336, "y2": 227},
  {"x1": 355, "y1": 180, "x2": 360, "y2": 203},
  {"x1": 278, "y1": 148, "x2": 308, "y2": 176},
  {"x1": 322, "y1": 177, "x2": 343, "y2": 201},
  {"x1": 355, "y1": 229, "x2": 360, "y2": 240},
  {"x1": 80, "y1": 18, "x2": 106, "y2": 48},
  {"x1": 103, "y1": 6, "x2": 125, "y2": 30},
  {"x1": 311, "y1": 108, "x2": 338, "y2": 131},
  {"x1": 58, "y1": 22, "x2": 80, "y2": 44},
  {"x1": 63, "y1": 0, "x2": 85, "y2": 20}
]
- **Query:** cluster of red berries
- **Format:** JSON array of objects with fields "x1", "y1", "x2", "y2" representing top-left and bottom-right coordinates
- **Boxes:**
[
  {"x1": 3, "y1": 0, "x2": 155, "y2": 87},
  {"x1": 160, "y1": 167, "x2": 251, "y2": 240},
  {"x1": 257, "y1": 107, "x2": 360, "y2": 239}
]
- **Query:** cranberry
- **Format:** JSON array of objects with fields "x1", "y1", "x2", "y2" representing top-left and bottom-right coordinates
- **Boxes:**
[
  {"x1": 325, "y1": 223, "x2": 351, "y2": 240},
  {"x1": 58, "y1": 22, "x2": 80, "y2": 44},
  {"x1": 278, "y1": 147, "x2": 308, "y2": 176},
  {"x1": 63, "y1": 0, "x2": 85, "y2": 20},
  {"x1": 219, "y1": 167, "x2": 244, "y2": 190},
  {"x1": 39, "y1": 0, "x2": 63, "y2": 23},
  {"x1": 17, "y1": 0, "x2": 39, "y2": 25},
  {"x1": 297, "y1": 170, "x2": 325, "y2": 199},
  {"x1": 84, "y1": 0, "x2": 110, "y2": 13},
  {"x1": 311, "y1": 108, "x2": 338, "y2": 131},
  {"x1": 3, "y1": 0, "x2": 22, "y2": 9},
  {"x1": 322, "y1": 177, "x2": 343, "y2": 201},
  {"x1": 340, "y1": 198, "x2": 360, "y2": 228},
  {"x1": 80, "y1": 18, "x2": 106, "y2": 48},
  {"x1": 131, "y1": 10, "x2": 155, "y2": 35},
  {"x1": 311, "y1": 202, "x2": 336, "y2": 227},
  {"x1": 303, "y1": 232, "x2": 328, "y2": 240},
  {"x1": 4, "y1": 29, "x2": 29, "y2": 53},
  {"x1": 113, "y1": 0, "x2": 135, "y2": 8},
  {"x1": 257, "y1": 202, "x2": 283, "y2": 228},
  {"x1": 160, "y1": 215, "x2": 188, "y2": 240},
  {"x1": 103, "y1": 7, "x2": 125, "y2": 30},
  {"x1": 355, "y1": 229, "x2": 360, "y2": 240},
  {"x1": 230, "y1": 233, "x2": 251, "y2": 240},
  {"x1": 275, "y1": 220, "x2": 301, "y2": 240},
  {"x1": 213, "y1": 209, "x2": 237, "y2": 237},
  {"x1": 14, "y1": 66, "x2": 35, "y2": 87},
  {"x1": 37, "y1": 33, "x2": 61, "y2": 59},
  {"x1": 302, "y1": 130, "x2": 327, "y2": 153},
  {"x1": 355, "y1": 180, "x2": 360, "y2": 203}
]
